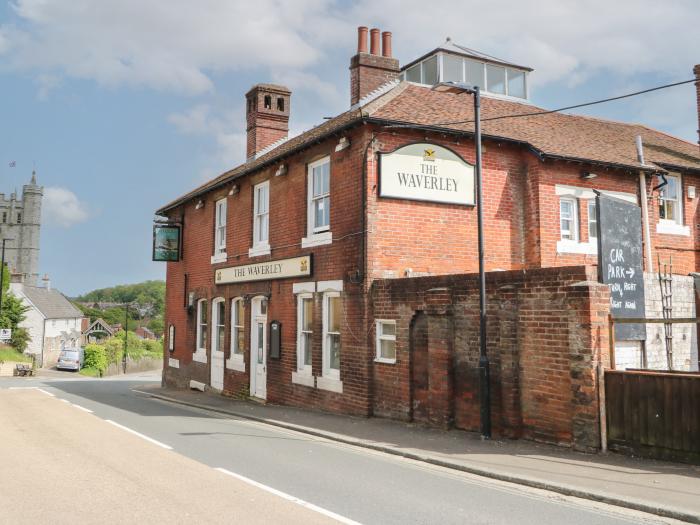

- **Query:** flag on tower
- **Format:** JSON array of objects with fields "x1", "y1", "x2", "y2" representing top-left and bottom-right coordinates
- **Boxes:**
[{"x1": 8, "y1": 161, "x2": 16, "y2": 167}]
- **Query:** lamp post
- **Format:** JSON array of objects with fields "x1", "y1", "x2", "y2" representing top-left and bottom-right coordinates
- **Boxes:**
[
  {"x1": 0, "y1": 238, "x2": 14, "y2": 327},
  {"x1": 433, "y1": 82, "x2": 491, "y2": 438}
]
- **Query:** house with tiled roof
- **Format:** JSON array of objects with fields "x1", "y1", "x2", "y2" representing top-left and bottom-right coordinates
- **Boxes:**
[{"x1": 156, "y1": 26, "x2": 700, "y2": 443}]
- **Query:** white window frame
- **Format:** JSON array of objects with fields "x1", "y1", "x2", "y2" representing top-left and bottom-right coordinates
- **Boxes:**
[
  {"x1": 587, "y1": 200, "x2": 598, "y2": 241},
  {"x1": 302, "y1": 157, "x2": 333, "y2": 248},
  {"x1": 193, "y1": 298, "x2": 208, "y2": 363},
  {"x1": 212, "y1": 198, "x2": 227, "y2": 263},
  {"x1": 375, "y1": 320, "x2": 397, "y2": 364},
  {"x1": 321, "y1": 291, "x2": 341, "y2": 381},
  {"x1": 559, "y1": 197, "x2": 578, "y2": 242},
  {"x1": 227, "y1": 297, "x2": 245, "y2": 371},
  {"x1": 211, "y1": 297, "x2": 225, "y2": 355},
  {"x1": 296, "y1": 293, "x2": 313, "y2": 375},
  {"x1": 249, "y1": 181, "x2": 271, "y2": 256},
  {"x1": 656, "y1": 174, "x2": 689, "y2": 236}
]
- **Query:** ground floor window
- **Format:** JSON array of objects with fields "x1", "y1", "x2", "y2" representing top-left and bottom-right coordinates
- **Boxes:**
[
  {"x1": 375, "y1": 320, "x2": 396, "y2": 363},
  {"x1": 322, "y1": 292, "x2": 341, "y2": 379},
  {"x1": 297, "y1": 293, "x2": 313, "y2": 374},
  {"x1": 230, "y1": 298, "x2": 244, "y2": 357},
  {"x1": 559, "y1": 197, "x2": 578, "y2": 241},
  {"x1": 212, "y1": 297, "x2": 225, "y2": 353}
]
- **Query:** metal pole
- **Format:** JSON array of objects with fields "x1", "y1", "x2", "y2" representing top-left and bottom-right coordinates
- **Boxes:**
[
  {"x1": 474, "y1": 87, "x2": 491, "y2": 439},
  {"x1": 0, "y1": 239, "x2": 7, "y2": 325},
  {"x1": 123, "y1": 304, "x2": 128, "y2": 374}
]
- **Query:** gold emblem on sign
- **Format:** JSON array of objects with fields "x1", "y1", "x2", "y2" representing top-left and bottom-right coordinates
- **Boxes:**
[
  {"x1": 300, "y1": 259, "x2": 308, "y2": 272},
  {"x1": 423, "y1": 148, "x2": 435, "y2": 161},
  {"x1": 216, "y1": 271, "x2": 222, "y2": 282}
]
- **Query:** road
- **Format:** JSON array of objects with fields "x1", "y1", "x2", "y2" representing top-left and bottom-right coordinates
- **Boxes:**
[{"x1": 0, "y1": 371, "x2": 687, "y2": 525}]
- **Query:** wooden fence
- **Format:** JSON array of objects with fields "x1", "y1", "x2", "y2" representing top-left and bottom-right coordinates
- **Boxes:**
[{"x1": 605, "y1": 369, "x2": 700, "y2": 463}]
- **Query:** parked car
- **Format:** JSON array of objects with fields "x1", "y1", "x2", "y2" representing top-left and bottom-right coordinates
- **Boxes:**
[{"x1": 57, "y1": 348, "x2": 84, "y2": 371}]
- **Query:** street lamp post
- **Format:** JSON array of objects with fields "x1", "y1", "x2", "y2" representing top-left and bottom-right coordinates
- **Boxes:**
[
  {"x1": 434, "y1": 82, "x2": 491, "y2": 438},
  {"x1": 0, "y1": 238, "x2": 14, "y2": 327}
]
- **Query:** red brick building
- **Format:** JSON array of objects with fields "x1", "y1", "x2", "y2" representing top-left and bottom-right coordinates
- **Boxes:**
[{"x1": 157, "y1": 27, "x2": 700, "y2": 442}]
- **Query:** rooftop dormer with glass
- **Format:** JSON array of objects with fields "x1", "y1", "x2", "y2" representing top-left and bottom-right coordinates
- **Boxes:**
[{"x1": 400, "y1": 38, "x2": 533, "y2": 100}]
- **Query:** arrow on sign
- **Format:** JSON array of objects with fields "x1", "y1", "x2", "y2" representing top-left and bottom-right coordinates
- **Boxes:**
[{"x1": 627, "y1": 268, "x2": 635, "y2": 278}]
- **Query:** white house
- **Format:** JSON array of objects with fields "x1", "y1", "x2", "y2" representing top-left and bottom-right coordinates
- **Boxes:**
[{"x1": 10, "y1": 281, "x2": 84, "y2": 367}]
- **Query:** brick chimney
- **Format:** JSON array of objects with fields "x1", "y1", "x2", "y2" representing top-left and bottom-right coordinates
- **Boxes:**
[
  {"x1": 694, "y1": 64, "x2": 700, "y2": 147},
  {"x1": 349, "y1": 26, "x2": 400, "y2": 106},
  {"x1": 245, "y1": 84, "x2": 291, "y2": 160}
]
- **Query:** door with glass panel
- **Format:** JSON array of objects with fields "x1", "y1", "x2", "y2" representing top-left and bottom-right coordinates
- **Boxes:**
[
  {"x1": 210, "y1": 298, "x2": 225, "y2": 390},
  {"x1": 250, "y1": 297, "x2": 268, "y2": 399}
]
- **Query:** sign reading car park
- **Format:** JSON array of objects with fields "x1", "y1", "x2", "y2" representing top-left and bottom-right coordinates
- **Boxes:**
[
  {"x1": 215, "y1": 255, "x2": 312, "y2": 284},
  {"x1": 378, "y1": 143, "x2": 475, "y2": 205},
  {"x1": 0, "y1": 329, "x2": 11, "y2": 341},
  {"x1": 596, "y1": 194, "x2": 646, "y2": 340}
]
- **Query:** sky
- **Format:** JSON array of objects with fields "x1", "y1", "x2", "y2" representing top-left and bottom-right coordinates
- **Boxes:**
[{"x1": 0, "y1": 0, "x2": 699, "y2": 296}]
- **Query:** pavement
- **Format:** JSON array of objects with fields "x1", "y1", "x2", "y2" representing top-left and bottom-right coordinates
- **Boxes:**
[
  {"x1": 0, "y1": 388, "x2": 336, "y2": 525},
  {"x1": 135, "y1": 383, "x2": 700, "y2": 524}
]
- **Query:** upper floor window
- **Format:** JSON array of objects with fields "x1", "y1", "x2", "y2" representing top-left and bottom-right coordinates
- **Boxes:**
[
  {"x1": 16, "y1": 213, "x2": 21, "y2": 224},
  {"x1": 2, "y1": 212, "x2": 6, "y2": 223},
  {"x1": 253, "y1": 181, "x2": 269, "y2": 247},
  {"x1": 659, "y1": 174, "x2": 682, "y2": 224},
  {"x1": 308, "y1": 157, "x2": 330, "y2": 234},
  {"x1": 214, "y1": 198, "x2": 227, "y2": 256},
  {"x1": 559, "y1": 198, "x2": 578, "y2": 241},
  {"x1": 196, "y1": 299, "x2": 208, "y2": 352},
  {"x1": 588, "y1": 200, "x2": 598, "y2": 240}
]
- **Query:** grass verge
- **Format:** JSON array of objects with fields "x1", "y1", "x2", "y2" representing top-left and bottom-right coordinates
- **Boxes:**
[
  {"x1": 79, "y1": 367, "x2": 101, "y2": 377},
  {"x1": 0, "y1": 347, "x2": 32, "y2": 363}
]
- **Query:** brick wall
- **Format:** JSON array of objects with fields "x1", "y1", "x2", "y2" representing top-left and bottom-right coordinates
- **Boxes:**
[
  {"x1": 370, "y1": 265, "x2": 610, "y2": 451},
  {"x1": 350, "y1": 54, "x2": 399, "y2": 105}
]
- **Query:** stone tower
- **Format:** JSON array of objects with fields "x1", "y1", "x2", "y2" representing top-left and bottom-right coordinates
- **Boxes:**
[{"x1": 0, "y1": 171, "x2": 43, "y2": 285}]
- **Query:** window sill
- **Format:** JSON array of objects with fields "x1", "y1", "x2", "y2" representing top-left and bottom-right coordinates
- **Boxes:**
[
  {"x1": 301, "y1": 231, "x2": 332, "y2": 248},
  {"x1": 192, "y1": 349, "x2": 207, "y2": 363},
  {"x1": 317, "y1": 375, "x2": 343, "y2": 393},
  {"x1": 248, "y1": 244, "x2": 271, "y2": 257},
  {"x1": 291, "y1": 371, "x2": 315, "y2": 387},
  {"x1": 211, "y1": 252, "x2": 227, "y2": 264},
  {"x1": 556, "y1": 240, "x2": 597, "y2": 255},
  {"x1": 656, "y1": 221, "x2": 690, "y2": 236},
  {"x1": 226, "y1": 356, "x2": 245, "y2": 372},
  {"x1": 374, "y1": 357, "x2": 396, "y2": 365}
]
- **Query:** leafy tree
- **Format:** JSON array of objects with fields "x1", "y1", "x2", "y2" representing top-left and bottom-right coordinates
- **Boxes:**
[
  {"x1": 147, "y1": 315, "x2": 164, "y2": 336},
  {"x1": 0, "y1": 264, "x2": 30, "y2": 353}
]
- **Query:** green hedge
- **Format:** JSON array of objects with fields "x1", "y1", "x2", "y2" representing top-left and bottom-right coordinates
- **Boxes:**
[{"x1": 84, "y1": 344, "x2": 107, "y2": 375}]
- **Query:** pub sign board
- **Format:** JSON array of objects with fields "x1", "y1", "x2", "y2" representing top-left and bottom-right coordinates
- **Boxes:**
[
  {"x1": 378, "y1": 143, "x2": 475, "y2": 205},
  {"x1": 152, "y1": 224, "x2": 182, "y2": 262},
  {"x1": 216, "y1": 255, "x2": 312, "y2": 285},
  {"x1": 596, "y1": 194, "x2": 646, "y2": 340}
]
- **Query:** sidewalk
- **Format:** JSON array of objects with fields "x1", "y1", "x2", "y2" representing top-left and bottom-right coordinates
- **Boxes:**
[{"x1": 134, "y1": 385, "x2": 700, "y2": 523}]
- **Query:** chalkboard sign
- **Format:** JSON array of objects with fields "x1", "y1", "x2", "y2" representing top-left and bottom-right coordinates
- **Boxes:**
[{"x1": 596, "y1": 194, "x2": 646, "y2": 340}]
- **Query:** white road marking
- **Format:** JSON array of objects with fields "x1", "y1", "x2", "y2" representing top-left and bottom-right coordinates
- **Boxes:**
[
  {"x1": 8, "y1": 387, "x2": 36, "y2": 390},
  {"x1": 71, "y1": 404, "x2": 93, "y2": 413},
  {"x1": 35, "y1": 388, "x2": 54, "y2": 397},
  {"x1": 105, "y1": 420, "x2": 173, "y2": 450},
  {"x1": 215, "y1": 467, "x2": 362, "y2": 525},
  {"x1": 59, "y1": 398, "x2": 70, "y2": 403}
]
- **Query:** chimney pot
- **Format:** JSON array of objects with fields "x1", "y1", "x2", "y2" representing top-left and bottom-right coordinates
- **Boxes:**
[
  {"x1": 381, "y1": 31, "x2": 392, "y2": 58},
  {"x1": 357, "y1": 26, "x2": 368, "y2": 54},
  {"x1": 369, "y1": 28, "x2": 380, "y2": 55}
]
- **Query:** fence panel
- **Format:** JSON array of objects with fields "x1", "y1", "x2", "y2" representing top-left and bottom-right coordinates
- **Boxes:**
[{"x1": 605, "y1": 369, "x2": 700, "y2": 463}]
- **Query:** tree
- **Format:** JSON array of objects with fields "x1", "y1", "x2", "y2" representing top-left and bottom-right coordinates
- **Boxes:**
[{"x1": 0, "y1": 263, "x2": 30, "y2": 352}]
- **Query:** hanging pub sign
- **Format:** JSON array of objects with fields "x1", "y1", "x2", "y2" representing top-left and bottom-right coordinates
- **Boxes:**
[
  {"x1": 596, "y1": 194, "x2": 646, "y2": 340},
  {"x1": 152, "y1": 224, "x2": 182, "y2": 262},
  {"x1": 215, "y1": 255, "x2": 312, "y2": 285},
  {"x1": 378, "y1": 143, "x2": 475, "y2": 205}
]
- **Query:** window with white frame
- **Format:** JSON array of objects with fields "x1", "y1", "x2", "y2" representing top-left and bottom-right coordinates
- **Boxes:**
[
  {"x1": 658, "y1": 174, "x2": 682, "y2": 224},
  {"x1": 559, "y1": 198, "x2": 578, "y2": 241},
  {"x1": 214, "y1": 198, "x2": 227, "y2": 255},
  {"x1": 253, "y1": 181, "x2": 269, "y2": 247},
  {"x1": 375, "y1": 320, "x2": 396, "y2": 362},
  {"x1": 297, "y1": 294, "x2": 313, "y2": 374},
  {"x1": 196, "y1": 299, "x2": 208, "y2": 351},
  {"x1": 588, "y1": 200, "x2": 598, "y2": 240},
  {"x1": 230, "y1": 298, "x2": 244, "y2": 357},
  {"x1": 322, "y1": 292, "x2": 341, "y2": 379},
  {"x1": 308, "y1": 157, "x2": 331, "y2": 234},
  {"x1": 212, "y1": 298, "x2": 225, "y2": 353}
]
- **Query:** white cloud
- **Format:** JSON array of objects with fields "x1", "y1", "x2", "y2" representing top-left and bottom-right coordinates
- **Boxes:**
[{"x1": 42, "y1": 187, "x2": 89, "y2": 228}]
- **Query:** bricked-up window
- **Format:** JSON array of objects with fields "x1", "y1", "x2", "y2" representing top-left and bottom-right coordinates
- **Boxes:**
[
  {"x1": 588, "y1": 200, "x2": 598, "y2": 240},
  {"x1": 212, "y1": 297, "x2": 225, "y2": 354},
  {"x1": 253, "y1": 181, "x2": 269, "y2": 246},
  {"x1": 559, "y1": 198, "x2": 578, "y2": 241},
  {"x1": 2, "y1": 212, "x2": 6, "y2": 223},
  {"x1": 308, "y1": 156, "x2": 330, "y2": 234},
  {"x1": 658, "y1": 174, "x2": 682, "y2": 224},
  {"x1": 196, "y1": 299, "x2": 208, "y2": 351},
  {"x1": 297, "y1": 294, "x2": 313, "y2": 374},
  {"x1": 322, "y1": 292, "x2": 341, "y2": 379},
  {"x1": 214, "y1": 198, "x2": 227, "y2": 255},
  {"x1": 230, "y1": 298, "x2": 244, "y2": 357},
  {"x1": 375, "y1": 320, "x2": 396, "y2": 363}
]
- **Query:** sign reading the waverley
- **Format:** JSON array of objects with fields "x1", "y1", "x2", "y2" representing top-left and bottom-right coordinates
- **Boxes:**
[
  {"x1": 378, "y1": 143, "x2": 475, "y2": 205},
  {"x1": 597, "y1": 195, "x2": 646, "y2": 341},
  {"x1": 215, "y1": 255, "x2": 312, "y2": 285}
]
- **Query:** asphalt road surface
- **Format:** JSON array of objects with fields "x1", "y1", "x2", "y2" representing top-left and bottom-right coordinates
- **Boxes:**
[{"x1": 0, "y1": 372, "x2": 688, "y2": 525}]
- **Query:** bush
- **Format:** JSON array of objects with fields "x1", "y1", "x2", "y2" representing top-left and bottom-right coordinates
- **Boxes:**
[
  {"x1": 143, "y1": 339, "x2": 162, "y2": 356},
  {"x1": 84, "y1": 344, "x2": 107, "y2": 375},
  {"x1": 104, "y1": 338, "x2": 124, "y2": 365}
]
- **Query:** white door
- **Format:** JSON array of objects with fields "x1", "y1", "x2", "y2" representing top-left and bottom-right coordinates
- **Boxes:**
[
  {"x1": 250, "y1": 297, "x2": 268, "y2": 399},
  {"x1": 211, "y1": 298, "x2": 225, "y2": 390}
]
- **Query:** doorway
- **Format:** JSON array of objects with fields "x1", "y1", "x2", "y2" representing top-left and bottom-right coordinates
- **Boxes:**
[{"x1": 249, "y1": 296, "x2": 268, "y2": 399}]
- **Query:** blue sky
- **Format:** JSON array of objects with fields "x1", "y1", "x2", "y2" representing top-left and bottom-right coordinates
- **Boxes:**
[{"x1": 1, "y1": 0, "x2": 698, "y2": 296}]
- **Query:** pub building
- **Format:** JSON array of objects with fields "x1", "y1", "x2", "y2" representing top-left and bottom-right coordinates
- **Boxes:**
[{"x1": 157, "y1": 27, "x2": 700, "y2": 425}]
